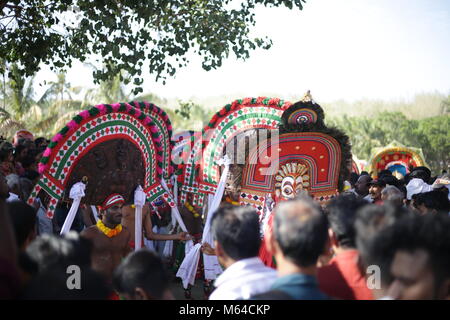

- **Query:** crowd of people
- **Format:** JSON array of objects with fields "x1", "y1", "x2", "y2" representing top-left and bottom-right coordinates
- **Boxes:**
[{"x1": 0, "y1": 130, "x2": 449, "y2": 300}]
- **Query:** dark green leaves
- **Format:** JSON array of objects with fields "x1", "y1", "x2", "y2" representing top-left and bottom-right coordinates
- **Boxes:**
[{"x1": 1, "y1": 0, "x2": 307, "y2": 93}]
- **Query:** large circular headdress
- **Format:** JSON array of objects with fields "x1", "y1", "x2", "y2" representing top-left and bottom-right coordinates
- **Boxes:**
[
  {"x1": 180, "y1": 97, "x2": 292, "y2": 207},
  {"x1": 28, "y1": 102, "x2": 175, "y2": 217},
  {"x1": 239, "y1": 93, "x2": 352, "y2": 213},
  {"x1": 367, "y1": 141, "x2": 426, "y2": 179}
]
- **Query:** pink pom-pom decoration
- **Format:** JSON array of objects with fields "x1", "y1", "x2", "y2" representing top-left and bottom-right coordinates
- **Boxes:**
[
  {"x1": 143, "y1": 117, "x2": 151, "y2": 125},
  {"x1": 134, "y1": 108, "x2": 142, "y2": 118},
  {"x1": 79, "y1": 110, "x2": 90, "y2": 119},
  {"x1": 38, "y1": 163, "x2": 47, "y2": 174},
  {"x1": 156, "y1": 167, "x2": 163, "y2": 175},
  {"x1": 150, "y1": 125, "x2": 158, "y2": 133},
  {"x1": 67, "y1": 120, "x2": 78, "y2": 131},
  {"x1": 243, "y1": 97, "x2": 252, "y2": 105},
  {"x1": 96, "y1": 104, "x2": 107, "y2": 115},
  {"x1": 51, "y1": 133, "x2": 63, "y2": 143},
  {"x1": 111, "y1": 103, "x2": 121, "y2": 111},
  {"x1": 43, "y1": 148, "x2": 52, "y2": 157}
]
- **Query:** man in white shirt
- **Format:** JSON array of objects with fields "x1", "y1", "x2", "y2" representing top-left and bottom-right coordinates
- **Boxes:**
[{"x1": 208, "y1": 205, "x2": 277, "y2": 300}]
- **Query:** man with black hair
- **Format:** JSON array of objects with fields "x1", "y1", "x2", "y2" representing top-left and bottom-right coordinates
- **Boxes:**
[
  {"x1": 208, "y1": 205, "x2": 276, "y2": 300},
  {"x1": 354, "y1": 204, "x2": 407, "y2": 299},
  {"x1": 378, "y1": 169, "x2": 393, "y2": 178},
  {"x1": 384, "y1": 214, "x2": 450, "y2": 299},
  {"x1": 318, "y1": 194, "x2": 373, "y2": 299},
  {"x1": 254, "y1": 196, "x2": 329, "y2": 300},
  {"x1": 81, "y1": 193, "x2": 131, "y2": 282},
  {"x1": 354, "y1": 175, "x2": 372, "y2": 201},
  {"x1": 23, "y1": 233, "x2": 111, "y2": 300},
  {"x1": 368, "y1": 179, "x2": 386, "y2": 205},
  {"x1": 410, "y1": 166, "x2": 432, "y2": 184},
  {"x1": 113, "y1": 249, "x2": 173, "y2": 300},
  {"x1": 7, "y1": 201, "x2": 36, "y2": 251},
  {"x1": 412, "y1": 190, "x2": 450, "y2": 215}
]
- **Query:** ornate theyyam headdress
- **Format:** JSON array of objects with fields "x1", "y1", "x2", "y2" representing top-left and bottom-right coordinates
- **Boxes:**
[
  {"x1": 27, "y1": 102, "x2": 176, "y2": 218},
  {"x1": 179, "y1": 97, "x2": 292, "y2": 207},
  {"x1": 239, "y1": 92, "x2": 352, "y2": 214},
  {"x1": 367, "y1": 141, "x2": 426, "y2": 179}
]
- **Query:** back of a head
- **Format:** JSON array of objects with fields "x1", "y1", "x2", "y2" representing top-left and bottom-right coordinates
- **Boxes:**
[
  {"x1": 211, "y1": 205, "x2": 261, "y2": 261},
  {"x1": 7, "y1": 201, "x2": 36, "y2": 249},
  {"x1": 274, "y1": 196, "x2": 328, "y2": 268},
  {"x1": 6, "y1": 173, "x2": 20, "y2": 190},
  {"x1": 380, "y1": 175, "x2": 399, "y2": 188},
  {"x1": 113, "y1": 249, "x2": 170, "y2": 300},
  {"x1": 381, "y1": 185, "x2": 405, "y2": 207},
  {"x1": 23, "y1": 267, "x2": 111, "y2": 300},
  {"x1": 25, "y1": 233, "x2": 92, "y2": 273},
  {"x1": 326, "y1": 193, "x2": 369, "y2": 248},
  {"x1": 379, "y1": 213, "x2": 450, "y2": 293},
  {"x1": 410, "y1": 167, "x2": 431, "y2": 184},
  {"x1": 379, "y1": 170, "x2": 393, "y2": 178},
  {"x1": 414, "y1": 190, "x2": 450, "y2": 213},
  {"x1": 350, "y1": 172, "x2": 359, "y2": 186},
  {"x1": 354, "y1": 204, "x2": 409, "y2": 286}
]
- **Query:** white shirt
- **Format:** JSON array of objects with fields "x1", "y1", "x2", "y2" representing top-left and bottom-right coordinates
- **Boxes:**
[
  {"x1": 6, "y1": 192, "x2": 20, "y2": 202},
  {"x1": 209, "y1": 257, "x2": 277, "y2": 300}
]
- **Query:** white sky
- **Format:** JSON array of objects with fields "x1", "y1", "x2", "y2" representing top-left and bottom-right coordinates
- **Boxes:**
[{"x1": 34, "y1": 0, "x2": 450, "y2": 103}]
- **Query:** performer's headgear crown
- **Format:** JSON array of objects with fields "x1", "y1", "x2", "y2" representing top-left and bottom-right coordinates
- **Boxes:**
[{"x1": 102, "y1": 193, "x2": 125, "y2": 210}]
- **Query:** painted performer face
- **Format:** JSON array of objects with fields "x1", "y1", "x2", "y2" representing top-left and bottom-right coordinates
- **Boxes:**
[{"x1": 274, "y1": 162, "x2": 310, "y2": 201}]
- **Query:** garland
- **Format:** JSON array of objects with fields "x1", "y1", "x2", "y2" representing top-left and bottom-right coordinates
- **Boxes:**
[
  {"x1": 96, "y1": 220, "x2": 123, "y2": 238},
  {"x1": 185, "y1": 202, "x2": 200, "y2": 218}
]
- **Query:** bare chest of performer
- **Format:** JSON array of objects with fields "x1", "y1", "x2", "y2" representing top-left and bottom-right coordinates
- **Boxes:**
[{"x1": 81, "y1": 194, "x2": 130, "y2": 282}]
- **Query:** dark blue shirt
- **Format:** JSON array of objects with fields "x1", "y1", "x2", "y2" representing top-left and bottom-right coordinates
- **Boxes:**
[{"x1": 270, "y1": 273, "x2": 329, "y2": 300}]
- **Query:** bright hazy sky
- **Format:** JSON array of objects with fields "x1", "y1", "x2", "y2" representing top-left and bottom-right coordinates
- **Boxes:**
[{"x1": 34, "y1": 0, "x2": 450, "y2": 103}]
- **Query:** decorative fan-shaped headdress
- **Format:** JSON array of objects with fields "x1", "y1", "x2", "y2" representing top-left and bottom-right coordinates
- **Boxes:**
[
  {"x1": 27, "y1": 102, "x2": 175, "y2": 217},
  {"x1": 367, "y1": 141, "x2": 426, "y2": 179},
  {"x1": 180, "y1": 97, "x2": 292, "y2": 207},
  {"x1": 239, "y1": 93, "x2": 352, "y2": 214}
]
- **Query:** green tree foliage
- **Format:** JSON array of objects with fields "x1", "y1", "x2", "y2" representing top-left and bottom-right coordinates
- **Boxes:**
[
  {"x1": 1, "y1": 0, "x2": 306, "y2": 95},
  {"x1": 328, "y1": 113, "x2": 450, "y2": 175}
]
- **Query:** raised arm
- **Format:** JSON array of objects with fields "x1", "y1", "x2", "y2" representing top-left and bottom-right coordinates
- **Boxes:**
[{"x1": 143, "y1": 212, "x2": 190, "y2": 241}]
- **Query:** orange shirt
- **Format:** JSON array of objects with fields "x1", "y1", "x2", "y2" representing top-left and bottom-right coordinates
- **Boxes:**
[{"x1": 318, "y1": 249, "x2": 373, "y2": 300}]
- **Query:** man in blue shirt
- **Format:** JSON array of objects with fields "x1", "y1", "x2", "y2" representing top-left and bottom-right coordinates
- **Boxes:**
[{"x1": 252, "y1": 195, "x2": 329, "y2": 300}]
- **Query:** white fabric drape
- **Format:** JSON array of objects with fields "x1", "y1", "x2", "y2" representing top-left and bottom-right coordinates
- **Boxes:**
[
  {"x1": 160, "y1": 178, "x2": 193, "y2": 257},
  {"x1": 176, "y1": 155, "x2": 230, "y2": 288},
  {"x1": 134, "y1": 185, "x2": 146, "y2": 251},
  {"x1": 90, "y1": 206, "x2": 99, "y2": 223},
  {"x1": 60, "y1": 182, "x2": 86, "y2": 235}
]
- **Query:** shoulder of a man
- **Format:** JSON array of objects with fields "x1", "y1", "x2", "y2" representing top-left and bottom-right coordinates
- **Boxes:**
[{"x1": 250, "y1": 290, "x2": 293, "y2": 300}]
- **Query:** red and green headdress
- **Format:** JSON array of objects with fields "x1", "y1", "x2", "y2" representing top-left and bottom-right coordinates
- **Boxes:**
[
  {"x1": 28, "y1": 102, "x2": 175, "y2": 218},
  {"x1": 179, "y1": 97, "x2": 292, "y2": 207},
  {"x1": 239, "y1": 94, "x2": 352, "y2": 214},
  {"x1": 367, "y1": 141, "x2": 426, "y2": 179}
]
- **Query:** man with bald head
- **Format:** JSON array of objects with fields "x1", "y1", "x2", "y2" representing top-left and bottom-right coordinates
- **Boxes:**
[{"x1": 252, "y1": 196, "x2": 329, "y2": 299}]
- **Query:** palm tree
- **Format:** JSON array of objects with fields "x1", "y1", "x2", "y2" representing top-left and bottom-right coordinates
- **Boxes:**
[{"x1": 0, "y1": 63, "x2": 36, "y2": 137}]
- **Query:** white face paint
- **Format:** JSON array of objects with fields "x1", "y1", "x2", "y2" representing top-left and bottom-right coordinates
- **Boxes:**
[{"x1": 275, "y1": 163, "x2": 310, "y2": 201}]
